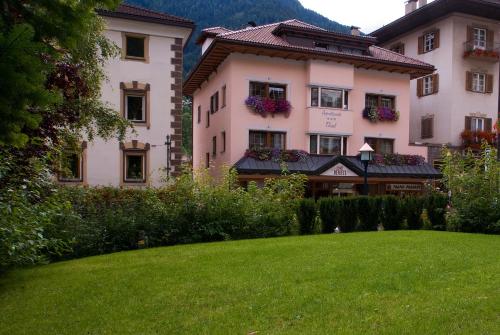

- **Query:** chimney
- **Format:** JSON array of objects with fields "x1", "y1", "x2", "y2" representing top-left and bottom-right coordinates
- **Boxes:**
[
  {"x1": 350, "y1": 26, "x2": 361, "y2": 36},
  {"x1": 418, "y1": 0, "x2": 427, "y2": 8},
  {"x1": 405, "y1": 0, "x2": 418, "y2": 14}
]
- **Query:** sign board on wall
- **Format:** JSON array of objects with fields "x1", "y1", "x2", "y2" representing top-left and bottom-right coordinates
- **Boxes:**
[
  {"x1": 386, "y1": 184, "x2": 423, "y2": 191},
  {"x1": 321, "y1": 163, "x2": 358, "y2": 177}
]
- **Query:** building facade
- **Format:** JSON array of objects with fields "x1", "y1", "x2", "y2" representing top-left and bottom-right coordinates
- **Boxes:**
[
  {"x1": 57, "y1": 4, "x2": 193, "y2": 187},
  {"x1": 371, "y1": 0, "x2": 500, "y2": 163},
  {"x1": 184, "y1": 20, "x2": 441, "y2": 196}
]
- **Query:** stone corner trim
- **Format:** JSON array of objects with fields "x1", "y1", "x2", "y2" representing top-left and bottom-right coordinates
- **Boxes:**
[{"x1": 170, "y1": 37, "x2": 184, "y2": 176}]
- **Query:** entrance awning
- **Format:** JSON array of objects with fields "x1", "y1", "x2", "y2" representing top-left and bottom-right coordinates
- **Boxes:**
[{"x1": 234, "y1": 155, "x2": 442, "y2": 179}]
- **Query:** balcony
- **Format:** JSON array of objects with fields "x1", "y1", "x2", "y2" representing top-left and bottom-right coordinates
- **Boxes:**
[
  {"x1": 463, "y1": 41, "x2": 500, "y2": 63},
  {"x1": 460, "y1": 129, "x2": 497, "y2": 150}
]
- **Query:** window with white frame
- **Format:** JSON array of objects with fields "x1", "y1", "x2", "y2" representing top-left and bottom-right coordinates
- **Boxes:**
[
  {"x1": 473, "y1": 28, "x2": 486, "y2": 49},
  {"x1": 472, "y1": 73, "x2": 486, "y2": 93},
  {"x1": 471, "y1": 117, "x2": 484, "y2": 131},
  {"x1": 423, "y1": 76, "x2": 434, "y2": 95},
  {"x1": 424, "y1": 32, "x2": 435, "y2": 52},
  {"x1": 311, "y1": 87, "x2": 349, "y2": 109},
  {"x1": 309, "y1": 135, "x2": 347, "y2": 155},
  {"x1": 423, "y1": 76, "x2": 433, "y2": 95}
]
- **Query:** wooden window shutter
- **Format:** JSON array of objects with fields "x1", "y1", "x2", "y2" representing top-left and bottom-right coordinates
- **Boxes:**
[
  {"x1": 430, "y1": 118, "x2": 434, "y2": 138},
  {"x1": 465, "y1": 116, "x2": 472, "y2": 130},
  {"x1": 486, "y1": 29, "x2": 494, "y2": 50},
  {"x1": 465, "y1": 71, "x2": 473, "y2": 91},
  {"x1": 432, "y1": 74, "x2": 439, "y2": 94},
  {"x1": 421, "y1": 119, "x2": 430, "y2": 139},
  {"x1": 434, "y1": 30, "x2": 440, "y2": 49},
  {"x1": 466, "y1": 26, "x2": 473, "y2": 42},
  {"x1": 485, "y1": 74, "x2": 493, "y2": 93},
  {"x1": 418, "y1": 35, "x2": 424, "y2": 54},
  {"x1": 423, "y1": 118, "x2": 434, "y2": 139},
  {"x1": 485, "y1": 118, "x2": 492, "y2": 132},
  {"x1": 417, "y1": 78, "x2": 424, "y2": 97}
]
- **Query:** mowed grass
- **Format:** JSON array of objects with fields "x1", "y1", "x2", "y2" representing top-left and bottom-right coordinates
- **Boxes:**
[{"x1": 0, "y1": 231, "x2": 499, "y2": 335}]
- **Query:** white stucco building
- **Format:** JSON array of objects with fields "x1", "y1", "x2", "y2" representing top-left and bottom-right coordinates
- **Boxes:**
[
  {"x1": 371, "y1": 0, "x2": 500, "y2": 164},
  {"x1": 57, "y1": 4, "x2": 193, "y2": 187}
]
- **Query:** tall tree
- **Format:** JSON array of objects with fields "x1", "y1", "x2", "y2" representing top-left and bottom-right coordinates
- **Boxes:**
[{"x1": 0, "y1": 0, "x2": 129, "y2": 150}]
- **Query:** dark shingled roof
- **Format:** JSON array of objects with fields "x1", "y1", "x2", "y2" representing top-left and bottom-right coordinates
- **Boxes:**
[
  {"x1": 235, "y1": 155, "x2": 441, "y2": 179},
  {"x1": 371, "y1": 0, "x2": 500, "y2": 43},
  {"x1": 98, "y1": 3, "x2": 194, "y2": 28}
]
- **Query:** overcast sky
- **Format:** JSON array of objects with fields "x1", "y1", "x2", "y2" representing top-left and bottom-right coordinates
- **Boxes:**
[{"x1": 298, "y1": 0, "x2": 436, "y2": 33}]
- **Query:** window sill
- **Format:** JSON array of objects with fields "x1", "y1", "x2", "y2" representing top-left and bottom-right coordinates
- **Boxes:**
[
  {"x1": 123, "y1": 56, "x2": 148, "y2": 63},
  {"x1": 308, "y1": 106, "x2": 350, "y2": 112}
]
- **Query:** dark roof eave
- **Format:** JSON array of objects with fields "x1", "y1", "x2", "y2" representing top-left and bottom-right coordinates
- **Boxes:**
[
  {"x1": 235, "y1": 168, "x2": 441, "y2": 179},
  {"x1": 219, "y1": 38, "x2": 435, "y2": 72},
  {"x1": 97, "y1": 9, "x2": 195, "y2": 29},
  {"x1": 183, "y1": 39, "x2": 435, "y2": 95}
]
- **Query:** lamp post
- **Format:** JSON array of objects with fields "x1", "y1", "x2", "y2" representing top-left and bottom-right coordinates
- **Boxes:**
[
  {"x1": 165, "y1": 135, "x2": 172, "y2": 179},
  {"x1": 359, "y1": 143, "x2": 374, "y2": 196}
]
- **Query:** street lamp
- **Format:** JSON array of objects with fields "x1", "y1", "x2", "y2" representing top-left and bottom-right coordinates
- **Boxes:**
[
  {"x1": 359, "y1": 143, "x2": 374, "y2": 196},
  {"x1": 165, "y1": 134, "x2": 172, "y2": 179}
]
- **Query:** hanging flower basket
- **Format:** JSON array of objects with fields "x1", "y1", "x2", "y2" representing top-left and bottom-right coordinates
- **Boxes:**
[
  {"x1": 362, "y1": 106, "x2": 399, "y2": 123},
  {"x1": 245, "y1": 148, "x2": 308, "y2": 162},
  {"x1": 245, "y1": 96, "x2": 291, "y2": 118}
]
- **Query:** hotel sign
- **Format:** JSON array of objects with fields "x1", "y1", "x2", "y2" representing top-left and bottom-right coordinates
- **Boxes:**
[
  {"x1": 322, "y1": 110, "x2": 342, "y2": 129},
  {"x1": 386, "y1": 184, "x2": 423, "y2": 191},
  {"x1": 321, "y1": 163, "x2": 358, "y2": 177}
]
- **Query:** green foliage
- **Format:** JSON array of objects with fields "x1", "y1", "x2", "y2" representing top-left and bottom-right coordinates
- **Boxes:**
[
  {"x1": 182, "y1": 97, "x2": 192, "y2": 155},
  {"x1": 442, "y1": 144, "x2": 500, "y2": 234},
  {"x1": 403, "y1": 197, "x2": 425, "y2": 230},
  {"x1": 424, "y1": 193, "x2": 448, "y2": 230},
  {"x1": 318, "y1": 197, "x2": 341, "y2": 233},
  {"x1": 337, "y1": 198, "x2": 358, "y2": 233},
  {"x1": 297, "y1": 198, "x2": 317, "y2": 235},
  {"x1": 0, "y1": 152, "x2": 68, "y2": 271},
  {"x1": 47, "y1": 167, "x2": 308, "y2": 260},
  {"x1": 382, "y1": 196, "x2": 403, "y2": 230},
  {"x1": 356, "y1": 196, "x2": 381, "y2": 231},
  {"x1": 0, "y1": 21, "x2": 57, "y2": 146},
  {"x1": 0, "y1": 0, "x2": 128, "y2": 150}
]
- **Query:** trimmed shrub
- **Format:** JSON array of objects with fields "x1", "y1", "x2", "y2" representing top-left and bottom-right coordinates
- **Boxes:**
[
  {"x1": 318, "y1": 197, "x2": 341, "y2": 233},
  {"x1": 356, "y1": 196, "x2": 381, "y2": 231},
  {"x1": 424, "y1": 193, "x2": 448, "y2": 230},
  {"x1": 404, "y1": 197, "x2": 425, "y2": 230},
  {"x1": 297, "y1": 198, "x2": 317, "y2": 235},
  {"x1": 382, "y1": 196, "x2": 403, "y2": 230},
  {"x1": 338, "y1": 198, "x2": 358, "y2": 233}
]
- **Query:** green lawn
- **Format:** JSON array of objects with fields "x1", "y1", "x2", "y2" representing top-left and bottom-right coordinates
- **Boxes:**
[{"x1": 0, "y1": 231, "x2": 499, "y2": 335}]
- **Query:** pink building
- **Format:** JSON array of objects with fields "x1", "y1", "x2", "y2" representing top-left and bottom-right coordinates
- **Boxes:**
[{"x1": 184, "y1": 20, "x2": 441, "y2": 196}]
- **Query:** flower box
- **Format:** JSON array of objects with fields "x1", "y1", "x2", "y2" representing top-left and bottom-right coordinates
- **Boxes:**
[
  {"x1": 245, "y1": 96, "x2": 291, "y2": 117},
  {"x1": 362, "y1": 106, "x2": 400, "y2": 123},
  {"x1": 245, "y1": 148, "x2": 307, "y2": 162}
]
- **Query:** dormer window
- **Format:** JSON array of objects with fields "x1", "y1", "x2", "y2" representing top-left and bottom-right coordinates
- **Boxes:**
[{"x1": 314, "y1": 41, "x2": 329, "y2": 50}]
